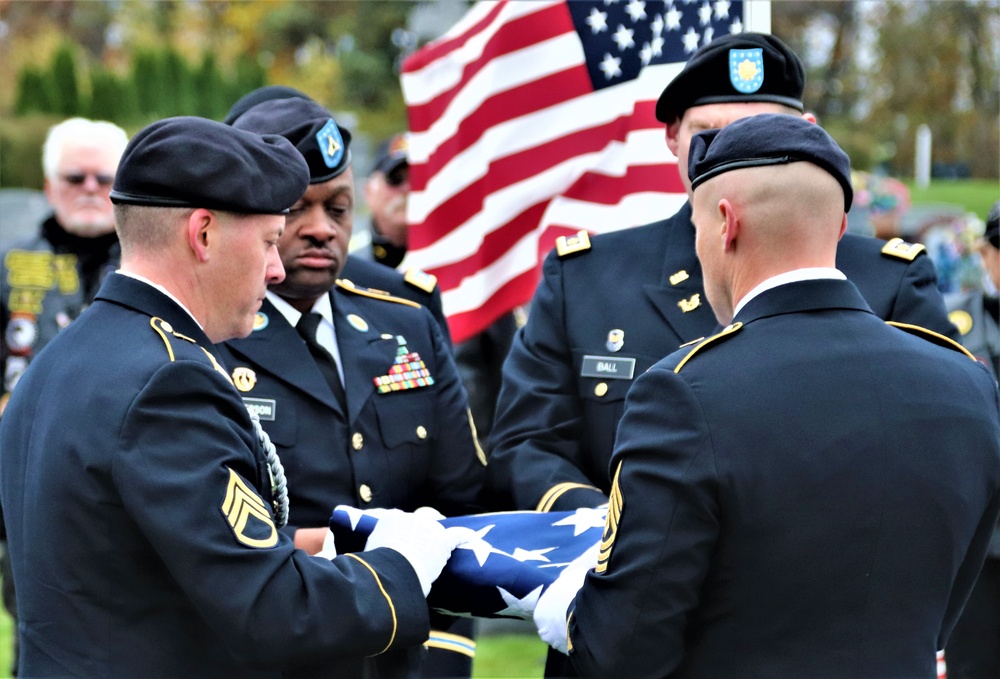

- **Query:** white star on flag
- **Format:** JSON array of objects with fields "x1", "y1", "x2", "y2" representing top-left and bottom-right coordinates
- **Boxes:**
[
  {"x1": 553, "y1": 507, "x2": 608, "y2": 536},
  {"x1": 495, "y1": 585, "x2": 545, "y2": 617},
  {"x1": 511, "y1": 546, "x2": 557, "y2": 563},
  {"x1": 587, "y1": 7, "x2": 609, "y2": 32},
  {"x1": 456, "y1": 524, "x2": 506, "y2": 566}
]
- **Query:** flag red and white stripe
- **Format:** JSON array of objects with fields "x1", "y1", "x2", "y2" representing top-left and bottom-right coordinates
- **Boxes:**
[{"x1": 401, "y1": 0, "x2": 753, "y2": 343}]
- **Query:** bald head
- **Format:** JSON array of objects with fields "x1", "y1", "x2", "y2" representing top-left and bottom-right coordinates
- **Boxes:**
[{"x1": 692, "y1": 161, "x2": 847, "y2": 325}]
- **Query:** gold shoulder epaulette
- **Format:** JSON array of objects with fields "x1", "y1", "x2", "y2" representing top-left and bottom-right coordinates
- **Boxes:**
[
  {"x1": 336, "y1": 278, "x2": 420, "y2": 308},
  {"x1": 149, "y1": 316, "x2": 233, "y2": 384},
  {"x1": 555, "y1": 230, "x2": 591, "y2": 258},
  {"x1": 679, "y1": 336, "x2": 704, "y2": 348},
  {"x1": 886, "y1": 321, "x2": 977, "y2": 361},
  {"x1": 673, "y1": 322, "x2": 743, "y2": 373},
  {"x1": 881, "y1": 237, "x2": 925, "y2": 262},
  {"x1": 404, "y1": 268, "x2": 438, "y2": 294}
]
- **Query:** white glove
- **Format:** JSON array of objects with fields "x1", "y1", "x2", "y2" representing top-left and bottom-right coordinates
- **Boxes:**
[
  {"x1": 315, "y1": 529, "x2": 338, "y2": 560},
  {"x1": 534, "y1": 540, "x2": 599, "y2": 654},
  {"x1": 364, "y1": 508, "x2": 464, "y2": 596}
]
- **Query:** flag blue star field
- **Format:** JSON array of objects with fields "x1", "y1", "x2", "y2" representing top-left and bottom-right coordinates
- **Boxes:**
[
  {"x1": 329, "y1": 506, "x2": 607, "y2": 619},
  {"x1": 401, "y1": 0, "x2": 748, "y2": 343}
]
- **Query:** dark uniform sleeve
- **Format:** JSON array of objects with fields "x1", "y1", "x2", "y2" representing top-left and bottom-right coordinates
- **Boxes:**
[
  {"x1": 114, "y1": 359, "x2": 431, "y2": 667},
  {"x1": 422, "y1": 311, "x2": 487, "y2": 516},
  {"x1": 568, "y1": 366, "x2": 718, "y2": 678},
  {"x1": 486, "y1": 252, "x2": 608, "y2": 512}
]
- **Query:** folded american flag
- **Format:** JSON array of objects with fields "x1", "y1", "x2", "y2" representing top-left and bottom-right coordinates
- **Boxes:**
[{"x1": 329, "y1": 505, "x2": 606, "y2": 619}]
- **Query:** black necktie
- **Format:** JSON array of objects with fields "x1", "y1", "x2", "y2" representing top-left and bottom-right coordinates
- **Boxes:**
[{"x1": 296, "y1": 312, "x2": 347, "y2": 411}]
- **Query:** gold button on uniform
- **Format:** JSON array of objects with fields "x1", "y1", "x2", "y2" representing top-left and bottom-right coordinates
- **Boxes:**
[
  {"x1": 359, "y1": 484, "x2": 373, "y2": 503},
  {"x1": 352, "y1": 432, "x2": 364, "y2": 450},
  {"x1": 416, "y1": 425, "x2": 427, "y2": 439},
  {"x1": 594, "y1": 382, "x2": 608, "y2": 397}
]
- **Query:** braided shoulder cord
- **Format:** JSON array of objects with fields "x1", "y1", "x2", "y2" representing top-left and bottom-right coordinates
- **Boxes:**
[{"x1": 247, "y1": 408, "x2": 289, "y2": 528}]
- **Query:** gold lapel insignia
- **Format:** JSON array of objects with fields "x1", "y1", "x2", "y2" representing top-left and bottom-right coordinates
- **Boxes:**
[
  {"x1": 374, "y1": 335, "x2": 435, "y2": 393},
  {"x1": 669, "y1": 270, "x2": 689, "y2": 286},
  {"x1": 232, "y1": 367, "x2": 257, "y2": 392},
  {"x1": 678, "y1": 293, "x2": 701, "y2": 313},
  {"x1": 221, "y1": 468, "x2": 277, "y2": 548},
  {"x1": 606, "y1": 329, "x2": 624, "y2": 352},
  {"x1": 253, "y1": 312, "x2": 269, "y2": 331},
  {"x1": 347, "y1": 314, "x2": 369, "y2": 333}
]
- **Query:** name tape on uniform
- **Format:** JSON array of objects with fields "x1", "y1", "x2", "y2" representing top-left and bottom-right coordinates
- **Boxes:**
[{"x1": 580, "y1": 355, "x2": 636, "y2": 380}]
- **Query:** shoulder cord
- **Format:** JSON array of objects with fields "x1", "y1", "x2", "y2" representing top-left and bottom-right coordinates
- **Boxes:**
[{"x1": 247, "y1": 408, "x2": 289, "y2": 528}]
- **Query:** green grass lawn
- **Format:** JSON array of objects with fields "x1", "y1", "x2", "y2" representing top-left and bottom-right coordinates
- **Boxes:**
[{"x1": 905, "y1": 178, "x2": 998, "y2": 220}]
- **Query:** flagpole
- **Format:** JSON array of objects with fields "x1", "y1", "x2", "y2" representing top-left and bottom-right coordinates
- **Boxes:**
[{"x1": 744, "y1": 0, "x2": 772, "y2": 33}]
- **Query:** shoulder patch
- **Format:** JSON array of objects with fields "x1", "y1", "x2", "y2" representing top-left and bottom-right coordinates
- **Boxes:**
[
  {"x1": 886, "y1": 321, "x2": 977, "y2": 361},
  {"x1": 336, "y1": 278, "x2": 421, "y2": 309},
  {"x1": 674, "y1": 322, "x2": 743, "y2": 373},
  {"x1": 555, "y1": 230, "x2": 591, "y2": 258},
  {"x1": 404, "y1": 268, "x2": 438, "y2": 294},
  {"x1": 881, "y1": 237, "x2": 925, "y2": 262}
]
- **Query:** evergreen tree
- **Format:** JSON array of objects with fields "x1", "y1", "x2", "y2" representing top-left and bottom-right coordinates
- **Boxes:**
[
  {"x1": 49, "y1": 43, "x2": 82, "y2": 117},
  {"x1": 14, "y1": 67, "x2": 52, "y2": 115},
  {"x1": 194, "y1": 53, "x2": 227, "y2": 119}
]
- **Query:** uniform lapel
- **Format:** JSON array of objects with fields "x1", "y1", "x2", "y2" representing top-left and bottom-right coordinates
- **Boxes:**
[
  {"x1": 642, "y1": 203, "x2": 720, "y2": 344},
  {"x1": 228, "y1": 298, "x2": 343, "y2": 412},
  {"x1": 333, "y1": 290, "x2": 399, "y2": 426}
]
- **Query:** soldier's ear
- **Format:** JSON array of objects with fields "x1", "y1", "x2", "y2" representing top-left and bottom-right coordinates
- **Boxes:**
[{"x1": 186, "y1": 208, "x2": 215, "y2": 263}]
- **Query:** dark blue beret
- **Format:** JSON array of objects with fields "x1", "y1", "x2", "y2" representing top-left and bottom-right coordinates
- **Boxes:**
[
  {"x1": 222, "y1": 85, "x2": 312, "y2": 125},
  {"x1": 231, "y1": 98, "x2": 352, "y2": 184},
  {"x1": 656, "y1": 32, "x2": 805, "y2": 124},
  {"x1": 688, "y1": 114, "x2": 853, "y2": 211},
  {"x1": 109, "y1": 116, "x2": 309, "y2": 215}
]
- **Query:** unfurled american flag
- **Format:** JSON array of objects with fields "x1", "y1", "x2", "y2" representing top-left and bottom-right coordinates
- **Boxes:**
[
  {"x1": 330, "y1": 505, "x2": 606, "y2": 619},
  {"x1": 401, "y1": 0, "x2": 756, "y2": 344}
]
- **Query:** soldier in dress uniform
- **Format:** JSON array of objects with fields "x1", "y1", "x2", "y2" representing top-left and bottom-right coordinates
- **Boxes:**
[
  {"x1": 218, "y1": 98, "x2": 487, "y2": 678},
  {"x1": 224, "y1": 85, "x2": 453, "y2": 348},
  {"x1": 486, "y1": 32, "x2": 958, "y2": 515},
  {"x1": 536, "y1": 113, "x2": 1000, "y2": 679},
  {"x1": 0, "y1": 116, "x2": 466, "y2": 677}
]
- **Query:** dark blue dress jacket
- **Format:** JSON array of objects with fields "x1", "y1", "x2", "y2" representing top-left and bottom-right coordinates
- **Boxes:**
[
  {"x1": 0, "y1": 273, "x2": 429, "y2": 678},
  {"x1": 569, "y1": 279, "x2": 1000, "y2": 679}
]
